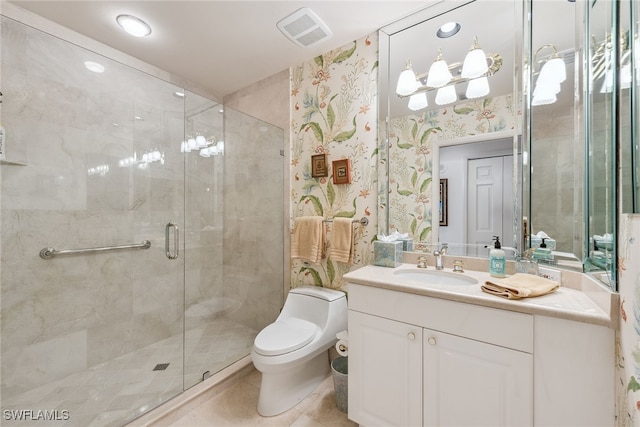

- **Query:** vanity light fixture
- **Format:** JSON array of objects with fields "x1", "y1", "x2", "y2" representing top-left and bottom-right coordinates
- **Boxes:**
[
  {"x1": 116, "y1": 14, "x2": 152, "y2": 38},
  {"x1": 395, "y1": 37, "x2": 501, "y2": 111},
  {"x1": 461, "y1": 37, "x2": 489, "y2": 78},
  {"x1": 180, "y1": 136, "x2": 224, "y2": 157}
]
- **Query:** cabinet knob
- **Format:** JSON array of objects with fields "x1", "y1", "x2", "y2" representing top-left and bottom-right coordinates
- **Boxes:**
[
  {"x1": 427, "y1": 336, "x2": 437, "y2": 345},
  {"x1": 407, "y1": 332, "x2": 416, "y2": 341}
]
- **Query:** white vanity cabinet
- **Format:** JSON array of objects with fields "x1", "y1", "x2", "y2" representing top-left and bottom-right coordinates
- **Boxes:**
[
  {"x1": 348, "y1": 310, "x2": 423, "y2": 426},
  {"x1": 347, "y1": 283, "x2": 614, "y2": 427},
  {"x1": 423, "y1": 329, "x2": 532, "y2": 426}
]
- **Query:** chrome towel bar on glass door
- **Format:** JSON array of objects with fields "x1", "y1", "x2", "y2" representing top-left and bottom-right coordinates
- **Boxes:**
[{"x1": 39, "y1": 240, "x2": 151, "y2": 260}]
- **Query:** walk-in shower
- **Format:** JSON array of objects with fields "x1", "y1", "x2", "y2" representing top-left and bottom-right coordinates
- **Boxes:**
[{"x1": 0, "y1": 14, "x2": 283, "y2": 426}]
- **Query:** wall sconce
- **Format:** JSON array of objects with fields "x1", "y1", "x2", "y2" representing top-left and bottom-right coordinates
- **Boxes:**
[
  {"x1": 532, "y1": 44, "x2": 567, "y2": 106},
  {"x1": 461, "y1": 37, "x2": 489, "y2": 79},
  {"x1": 396, "y1": 59, "x2": 419, "y2": 96},
  {"x1": 395, "y1": 37, "x2": 501, "y2": 111}
]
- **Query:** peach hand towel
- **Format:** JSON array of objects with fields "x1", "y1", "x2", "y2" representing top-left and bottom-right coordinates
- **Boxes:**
[
  {"x1": 481, "y1": 273, "x2": 560, "y2": 300},
  {"x1": 291, "y1": 216, "x2": 325, "y2": 264},
  {"x1": 329, "y1": 217, "x2": 354, "y2": 264}
]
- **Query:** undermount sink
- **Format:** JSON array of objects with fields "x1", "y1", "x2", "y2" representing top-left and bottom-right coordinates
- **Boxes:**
[{"x1": 393, "y1": 269, "x2": 479, "y2": 286}]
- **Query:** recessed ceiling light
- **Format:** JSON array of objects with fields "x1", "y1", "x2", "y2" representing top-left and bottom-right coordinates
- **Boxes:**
[
  {"x1": 116, "y1": 14, "x2": 152, "y2": 38},
  {"x1": 84, "y1": 61, "x2": 105, "y2": 73},
  {"x1": 436, "y1": 22, "x2": 461, "y2": 38}
]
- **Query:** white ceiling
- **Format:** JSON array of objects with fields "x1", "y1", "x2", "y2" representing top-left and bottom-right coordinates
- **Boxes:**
[{"x1": 7, "y1": 0, "x2": 433, "y2": 98}]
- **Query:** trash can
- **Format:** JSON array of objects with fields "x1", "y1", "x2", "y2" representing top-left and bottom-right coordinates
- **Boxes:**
[{"x1": 331, "y1": 356, "x2": 348, "y2": 413}]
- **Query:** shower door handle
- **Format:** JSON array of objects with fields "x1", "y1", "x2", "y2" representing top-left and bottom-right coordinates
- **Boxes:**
[{"x1": 165, "y1": 222, "x2": 179, "y2": 260}]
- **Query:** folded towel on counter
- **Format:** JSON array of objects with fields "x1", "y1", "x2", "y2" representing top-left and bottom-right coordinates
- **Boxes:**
[
  {"x1": 291, "y1": 216, "x2": 325, "y2": 264},
  {"x1": 328, "y1": 217, "x2": 354, "y2": 264},
  {"x1": 481, "y1": 273, "x2": 560, "y2": 300}
]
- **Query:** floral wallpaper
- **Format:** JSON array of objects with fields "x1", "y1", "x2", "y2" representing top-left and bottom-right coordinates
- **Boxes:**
[
  {"x1": 388, "y1": 95, "x2": 518, "y2": 243},
  {"x1": 616, "y1": 214, "x2": 640, "y2": 426},
  {"x1": 289, "y1": 34, "x2": 379, "y2": 290}
]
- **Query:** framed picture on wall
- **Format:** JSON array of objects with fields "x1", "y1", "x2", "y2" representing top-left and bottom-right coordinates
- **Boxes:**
[
  {"x1": 332, "y1": 159, "x2": 351, "y2": 185},
  {"x1": 439, "y1": 178, "x2": 448, "y2": 226},
  {"x1": 311, "y1": 154, "x2": 328, "y2": 177}
]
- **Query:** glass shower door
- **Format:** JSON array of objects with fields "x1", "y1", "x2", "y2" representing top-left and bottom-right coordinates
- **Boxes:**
[{"x1": 1, "y1": 16, "x2": 186, "y2": 426}]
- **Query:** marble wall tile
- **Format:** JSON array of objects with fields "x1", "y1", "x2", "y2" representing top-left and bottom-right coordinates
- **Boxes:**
[
  {"x1": 1, "y1": 16, "x2": 189, "y2": 399},
  {"x1": 221, "y1": 107, "x2": 285, "y2": 331}
]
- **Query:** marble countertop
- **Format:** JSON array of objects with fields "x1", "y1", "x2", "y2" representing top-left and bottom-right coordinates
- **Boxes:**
[{"x1": 343, "y1": 263, "x2": 618, "y2": 329}]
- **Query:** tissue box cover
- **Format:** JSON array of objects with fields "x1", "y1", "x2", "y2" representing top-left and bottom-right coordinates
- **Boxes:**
[
  {"x1": 374, "y1": 241, "x2": 403, "y2": 267},
  {"x1": 399, "y1": 238, "x2": 414, "y2": 252}
]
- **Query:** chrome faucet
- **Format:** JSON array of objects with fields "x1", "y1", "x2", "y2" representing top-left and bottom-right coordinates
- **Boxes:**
[{"x1": 432, "y1": 243, "x2": 448, "y2": 270}]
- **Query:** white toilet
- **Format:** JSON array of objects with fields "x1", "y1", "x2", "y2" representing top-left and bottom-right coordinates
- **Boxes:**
[{"x1": 251, "y1": 286, "x2": 348, "y2": 416}]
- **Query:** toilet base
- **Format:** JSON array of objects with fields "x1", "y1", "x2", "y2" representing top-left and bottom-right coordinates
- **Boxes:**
[{"x1": 257, "y1": 351, "x2": 329, "y2": 417}]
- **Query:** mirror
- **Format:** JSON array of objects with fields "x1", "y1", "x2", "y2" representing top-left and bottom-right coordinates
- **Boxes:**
[
  {"x1": 380, "y1": 0, "x2": 521, "y2": 257},
  {"x1": 379, "y1": 0, "x2": 522, "y2": 257},
  {"x1": 379, "y1": 0, "x2": 617, "y2": 289},
  {"x1": 622, "y1": 0, "x2": 640, "y2": 213}
]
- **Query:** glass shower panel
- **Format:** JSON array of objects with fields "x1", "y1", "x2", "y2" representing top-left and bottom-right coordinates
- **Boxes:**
[
  {"x1": 182, "y1": 92, "x2": 227, "y2": 388},
  {"x1": 182, "y1": 102, "x2": 285, "y2": 390},
  {"x1": 221, "y1": 107, "x2": 284, "y2": 365},
  {"x1": 1, "y1": 16, "x2": 185, "y2": 426}
]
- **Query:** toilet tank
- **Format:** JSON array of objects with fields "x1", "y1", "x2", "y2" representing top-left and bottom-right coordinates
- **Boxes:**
[{"x1": 280, "y1": 286, "x2": 346, "y2": 328}]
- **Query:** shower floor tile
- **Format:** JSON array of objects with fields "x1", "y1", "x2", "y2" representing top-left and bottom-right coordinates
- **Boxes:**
[{"x1": 1, "y1": 319, "x2": 258, "y2": 427}]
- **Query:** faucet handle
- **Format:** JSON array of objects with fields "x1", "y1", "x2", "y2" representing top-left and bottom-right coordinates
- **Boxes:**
[
  {"x1": 452, "y1": 259, "x2": 464, "y2": 273},
  {"x1": 417, "y1": 256, "x2": 428, "y2": 269}
]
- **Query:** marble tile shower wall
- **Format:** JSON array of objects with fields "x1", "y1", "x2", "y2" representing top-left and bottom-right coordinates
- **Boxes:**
[
  {"x1": 0, "y1": 17, "x2": 193, "y2": 397},
  {"x1": 222, "y1": 107, "x2": 284, "y2": 331},
  {"x1": 531, "y1": 107, "x2": 581, "y2": 253}
]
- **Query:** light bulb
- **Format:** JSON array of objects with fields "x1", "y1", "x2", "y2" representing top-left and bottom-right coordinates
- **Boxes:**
[
  {"x1": 196, "y1": 135, "x2": 207, "y2": 147},
  {"x1": 396, "y1": 59, "x2": 419, "y2": 96},
  {"x1": 408, "y1": 92, "x2": 428, "y2": 111},
  {"x1": 426, "y1": 50, "x2": 452, "y2": 88},
  {"x1": 540, "y1": 56, "x2": 566, "y2": 84},
  {"x1": 116, "y1": 14, "x2": 152, "y2": 38},
  {"x1": 532, "y1": 81, "x2": 557, "y2": 106},
  {"x1": 465, "y1": 77, "x2": 490, "y2": 99},
  {"x1": 435, "y1": 85, "x2": 457, "y2": 105},
  {"x1": 461, "y1": 37, "x2": 488, "y2": 79}
]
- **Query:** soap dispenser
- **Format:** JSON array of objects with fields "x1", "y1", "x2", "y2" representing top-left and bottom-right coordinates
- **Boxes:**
[
  {"x1": 489, "y1": 236, "x2": 506, "y2": 278},
  {"x1": 533, "y1": 238, "x2": 553, "y2": 261}
]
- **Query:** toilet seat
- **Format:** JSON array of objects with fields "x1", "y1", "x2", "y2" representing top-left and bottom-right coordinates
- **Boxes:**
[{"x1": 254, "y1": 318, "x2": 318, "y2": 356}]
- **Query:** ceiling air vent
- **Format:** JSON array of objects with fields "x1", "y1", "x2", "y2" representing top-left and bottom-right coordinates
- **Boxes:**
[{"x1": 277, "y1": 7, "x2": 332, "y2": 47}]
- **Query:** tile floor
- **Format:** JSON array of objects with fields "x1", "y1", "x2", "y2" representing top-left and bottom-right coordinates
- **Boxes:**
[
  {"x1": 1, "y1": 319, "x2": 257, "y2": 427},
  {"x1": 166, "y1": 368, "x2": 357, "y2": 427}
]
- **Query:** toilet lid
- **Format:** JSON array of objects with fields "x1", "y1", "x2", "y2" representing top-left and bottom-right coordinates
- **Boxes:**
[{"x1": 254, "y1": 318, "x2": 318, "y2": 356}]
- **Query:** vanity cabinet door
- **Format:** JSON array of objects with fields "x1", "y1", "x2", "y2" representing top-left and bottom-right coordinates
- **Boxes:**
[
  {"x1": 423, "y1": 329, "x2": 533, "y2": 427},
  {"x1": 348, "y1": 310, "x2": 423, "y2": 427}
]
